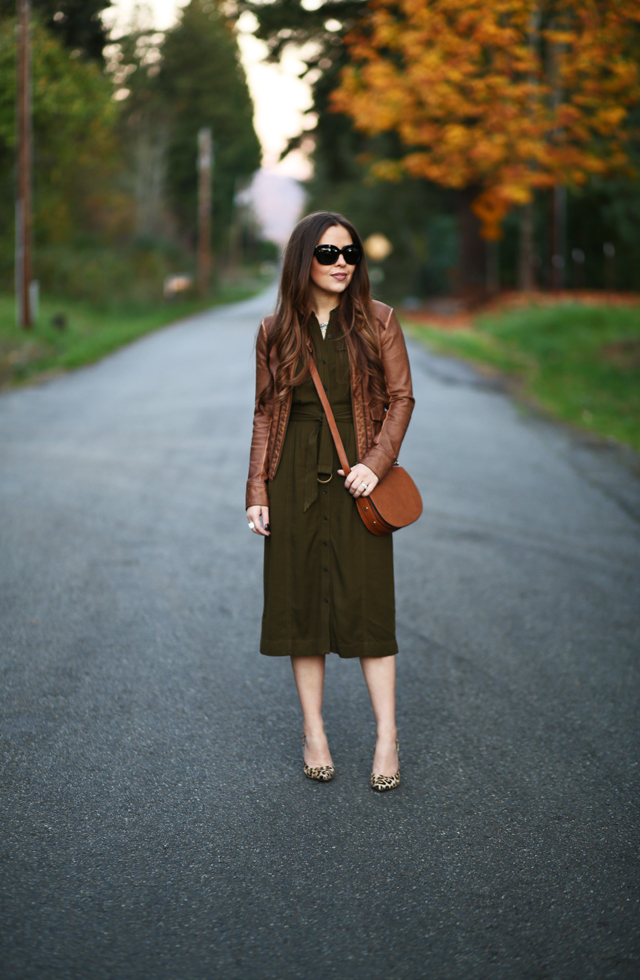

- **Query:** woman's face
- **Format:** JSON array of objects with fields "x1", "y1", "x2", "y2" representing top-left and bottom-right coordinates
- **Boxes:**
[{"x1": 309, "y1": 224, "x2": 356, "y2": 300}]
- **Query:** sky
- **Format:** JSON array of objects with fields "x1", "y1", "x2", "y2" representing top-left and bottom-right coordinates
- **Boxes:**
[{"x1": 106, "y1": 0, "x2": 314, "y2": 179}]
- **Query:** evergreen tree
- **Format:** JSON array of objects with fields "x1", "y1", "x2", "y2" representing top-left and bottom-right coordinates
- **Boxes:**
[{"x1": 158, "y1": 0, "x2": 261, "y2": 254}]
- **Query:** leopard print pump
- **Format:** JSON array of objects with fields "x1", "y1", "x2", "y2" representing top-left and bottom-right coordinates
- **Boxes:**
[
  {"x1": 371, "y1": 739, "x2": 400, "y2": 792},
  {"x1": 302, "y1": 734, "x2": 335, "y2": 782}
]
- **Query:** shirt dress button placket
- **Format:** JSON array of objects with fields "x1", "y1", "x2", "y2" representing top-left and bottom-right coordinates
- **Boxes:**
[{"x1": 318, "y1": 340, "x2": 331, "y2": 647}]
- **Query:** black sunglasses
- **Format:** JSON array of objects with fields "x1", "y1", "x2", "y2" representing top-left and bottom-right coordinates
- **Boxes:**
[{"x1": 313, "y1": 244, "x2": 361, "y2": 266}]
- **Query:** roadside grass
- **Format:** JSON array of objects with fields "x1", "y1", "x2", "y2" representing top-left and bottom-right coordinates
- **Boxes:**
[
  {"x1": 403, "y1": 302, "x2": 640, "y2": 453},
  {"x1": 0, "y1": 281, "x2": 263, "y2": 390}
]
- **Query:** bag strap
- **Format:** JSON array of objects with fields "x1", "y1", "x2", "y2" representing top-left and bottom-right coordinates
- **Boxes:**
[{"x1": 307, "y1": 351, "x2": 352, "y2": 477}]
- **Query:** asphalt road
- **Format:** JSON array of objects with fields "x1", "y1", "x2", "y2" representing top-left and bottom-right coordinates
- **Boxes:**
[{"x1": 1, "y1": 288, "x2": 639, "y2": 980}]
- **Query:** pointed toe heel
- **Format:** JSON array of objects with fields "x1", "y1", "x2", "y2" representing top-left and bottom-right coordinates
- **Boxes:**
[
  {"x1": 302, "y1": 734, "x2": 335, "y2": 782},
  {"x1": 370, "y1": 739, "x2": 400, "y2": 792},
  {"x1": 304, "y1": 762, "x2": 336, "y2": 782}
]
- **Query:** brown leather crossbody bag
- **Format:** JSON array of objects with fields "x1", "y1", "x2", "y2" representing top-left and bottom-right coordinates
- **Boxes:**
[{"x1": 308, "y1": 356, "x2": 423, "y2": 536}]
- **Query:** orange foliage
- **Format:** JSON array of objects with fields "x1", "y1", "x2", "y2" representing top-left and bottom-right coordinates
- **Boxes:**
[{"x1": 331, "y1": 0, "x2": 640, "y2": 239}]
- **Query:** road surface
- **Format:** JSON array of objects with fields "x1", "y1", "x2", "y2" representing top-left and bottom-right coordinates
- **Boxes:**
[{"x1": 1, "y1": 289, "x2": 639, "y2": 979}]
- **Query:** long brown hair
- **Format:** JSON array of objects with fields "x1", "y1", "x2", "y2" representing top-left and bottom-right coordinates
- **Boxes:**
[{"x1": 259, "y1": 211, "x2": 386, "y2": 406}]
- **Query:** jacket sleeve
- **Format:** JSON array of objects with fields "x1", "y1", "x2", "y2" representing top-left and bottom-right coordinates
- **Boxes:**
[
  {"x1": 245, "y1": 320, "x2": 273, "y2": 510},
  {"x1": 359, "y1": 308, "x2": 415, "y2": 481}
]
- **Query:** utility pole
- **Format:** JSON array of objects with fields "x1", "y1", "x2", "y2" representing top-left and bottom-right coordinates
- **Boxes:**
[
  {"x1": 16, "y1": 0, "x2": 33, "y2": 328},
  {"x1": 197, "y1": 127, "x2": 213, "y2": 297}
]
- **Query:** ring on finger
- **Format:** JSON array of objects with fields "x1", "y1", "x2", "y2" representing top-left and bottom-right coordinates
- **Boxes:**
[{"x1": 248, "y1": 521, "x2": 255, "y2": 530}]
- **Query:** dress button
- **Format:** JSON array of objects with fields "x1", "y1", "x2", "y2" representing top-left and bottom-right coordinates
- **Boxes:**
[
  {"x1": 323, "y1": 567, "x2": 328, "y2": 572},
  {"x1": 322, "y1": 490, "x2": 327, "y2": 495},
  {"x1": 323, "y1": 541, "x2": 327, "y2": 546},
  {"x1": 324, "y1": 598, "x2": 328, "y2": 603},
  {"x1": 327, "y1": 334, "x2": 332, "y2": 339},
  {"x1": 322, "y1": 360, "x2": 326, "y2": 365},
  {"x1": 323, "y1": 515, "x2": 327, "y2": 521}
]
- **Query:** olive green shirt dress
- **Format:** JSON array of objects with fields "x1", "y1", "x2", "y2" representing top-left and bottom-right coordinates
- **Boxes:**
[{"x1": 261, "y1": 310, "x2": 397, "y2": 659}]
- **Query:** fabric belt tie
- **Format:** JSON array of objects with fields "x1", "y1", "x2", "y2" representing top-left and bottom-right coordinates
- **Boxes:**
[{"x1": 289, "y1": 406, "x2": 353, "y2": 511}]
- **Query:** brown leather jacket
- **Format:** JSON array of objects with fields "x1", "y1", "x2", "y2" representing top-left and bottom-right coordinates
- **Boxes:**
[{"x1": 246, "y1": 300, "x2": 415, "y2": 509}]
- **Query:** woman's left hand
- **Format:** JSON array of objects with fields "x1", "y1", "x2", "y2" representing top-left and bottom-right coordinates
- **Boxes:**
[{"x1": 338, "y1": 463, "x2": 379, "y2": 499}]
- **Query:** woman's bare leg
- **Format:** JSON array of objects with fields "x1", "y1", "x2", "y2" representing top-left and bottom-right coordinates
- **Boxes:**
[
  {"x1": 290, "y1": 655, "x2": 334, "y2": 768},
  {"x1": 360, "y1": 655, "x2": 399, "y2": 775}
]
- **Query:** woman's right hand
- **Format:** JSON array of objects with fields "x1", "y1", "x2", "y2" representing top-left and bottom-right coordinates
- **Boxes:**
[{"x1": 246, "y1": 505, "x2": 270, "y2": 537}]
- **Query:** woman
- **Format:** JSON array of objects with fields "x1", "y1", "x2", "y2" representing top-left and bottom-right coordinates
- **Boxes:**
[{"x1": 246, "y1": 211, "x2": 415, "y2": 791}]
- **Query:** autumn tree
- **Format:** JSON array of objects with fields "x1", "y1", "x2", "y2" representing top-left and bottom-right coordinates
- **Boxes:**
[
  {"x1": 239, "y1": 0, "x2": 455, "y2": 299},
  {"x1": 332, "y1": 0, "x2": 640, "y2": 290}
]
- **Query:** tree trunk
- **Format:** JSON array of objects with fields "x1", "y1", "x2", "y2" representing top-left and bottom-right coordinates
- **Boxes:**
[
  {"x1": 550, "y1": 184, "x2": 566, "y2": 290},
  {"x1": 486, "y1": 240, "x2": 499, "y2": 295},
  {"x1": 133, "y1": 125, "x2": 169, "y2": 239},
  {"x1": 455, "y1": 187, "x2": 486, "y2": 299},
  {"x1": 518, "y1": 203, "x2": 536, "y2": 291}
]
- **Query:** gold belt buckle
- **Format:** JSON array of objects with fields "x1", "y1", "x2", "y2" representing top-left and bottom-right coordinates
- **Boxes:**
[{"x1": 317, "y1": 473, "x2": 333, "y2": 484}]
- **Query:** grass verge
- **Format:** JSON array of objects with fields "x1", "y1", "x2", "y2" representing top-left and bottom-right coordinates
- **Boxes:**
[
  {"x1": 0, "y1": 281, "x2": 263, "y2": 391},
  {"x1": 403, "y1": 301, "x2": 640, "y2": 453}
]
